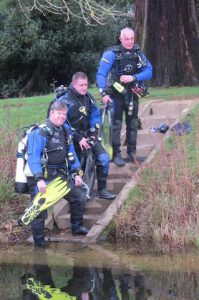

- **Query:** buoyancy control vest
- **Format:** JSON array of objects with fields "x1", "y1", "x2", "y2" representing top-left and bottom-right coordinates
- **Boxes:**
[
  {"x1": 106, "y1": 44, "x2": 147, "y2": 81},
  {"x1": 44, "y1": 125, "x2": 68, "y2": 166},
  {"x1": 67, "y1": 90, "x2": 93, "y2": 134}
]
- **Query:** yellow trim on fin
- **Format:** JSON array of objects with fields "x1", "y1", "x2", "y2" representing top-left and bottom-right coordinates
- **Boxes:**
[{"x1": 21, "y1": 177, "x2": 70, "y2": 225}]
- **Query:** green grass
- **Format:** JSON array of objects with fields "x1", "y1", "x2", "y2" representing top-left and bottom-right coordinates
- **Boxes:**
[
  {"x1": 147, "y1": 86, "x2": 199, "y2": 99},
  {"x1": 1, "y1": 85, "x2": 199, "y2": 129},
  {"x1": 0, "y1": 94, "x2": 53, "y2": 129},
  {"x1": 91, "y1": 85, "x2": 199, "y2": 101}
]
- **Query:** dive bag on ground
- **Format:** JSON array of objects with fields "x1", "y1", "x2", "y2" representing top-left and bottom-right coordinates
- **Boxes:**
[{"x1": 15, "y1": 124, "x2": 49, "y2": 194}]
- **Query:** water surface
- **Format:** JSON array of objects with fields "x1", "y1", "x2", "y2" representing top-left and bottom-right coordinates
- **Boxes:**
[{"x1": 1, "y1": 242, "x2": 199, "y2": 299}]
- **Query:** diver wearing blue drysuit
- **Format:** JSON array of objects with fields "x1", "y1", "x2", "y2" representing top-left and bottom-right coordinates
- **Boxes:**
[
  {"x1": 26, "y1": 101, "x2": 89, "y2": 247},
  {"x1": 56, "y1": 72, "x2": 116, "y2": 200},
  {"x1": 96, "y1": 27, "x2": 153, "y2": 166}
]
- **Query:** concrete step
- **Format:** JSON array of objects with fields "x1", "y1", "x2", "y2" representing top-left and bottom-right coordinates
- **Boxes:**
[
  {"x1": 45, "y1": 200, "x2": 70, "y2": 230},
  {"x1": 109, "y1": 161, "x2": 137, "y2": 178},
  {"x1": 27, "y1": 229, "x2": 85, "y2": 243},
  {"x1": 136, "y1": 143, "x2": 155, "y2": 157},
  {"x1": 106, "y1": 178, "x2": 127, "y2": 193},
  {"x1": 95, "y1": 197, "x2": 114, "y2": 210},
  {"x1": 93, "y1": 177, "x2": 128, "y2": 193},
  {"x1": 139, "y1": 115, "x2": 176, "y2": 129},
  {"x1": 55, "y1": 213, "x2": 100, "y2": 230},
  {"x1": 46, "y1": 229, "x2": 84, "y2": 243},
  {"x1": 140, "y1": 100, "x2": 187, "y2": 117},
  {"x1": 45, "y1": 191, "x2": 116, "y2": 231},
  {"x1": 120, "y1": 144, "x2": 154, "y2": 158},
  {"x1": 137, "y1": 129, "x2": 164, "y2": 145},
  {"x1": 85, "y1": 199, "x2": 108, "y2": 214}
]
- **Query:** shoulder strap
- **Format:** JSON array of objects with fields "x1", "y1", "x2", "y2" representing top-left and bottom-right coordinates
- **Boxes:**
[
  {"x1": 87, "y1": 92, "x2": 96, "y2": 104},
  {"x1": 132, "y1": 44, "x2": 147, "y2": 66},
  {"x1": 104, "y1": 44, "x2": 143, "y2": 64},
  {"x1": 21, "y1": 123, "x2": 52, "y2": 139},
  {"x1": 105, "y1": 44, "x2": 140, "y2": 54},
  {"x1": 133, "y1": 43, "x2": 140, "y2": 51},
  {"x1": 103, "y1": 45, "x2": 121, "y2": 56},
  {"x1": 62, "y1": 123, "x2": 73, "y2": 145},
  {"x1": 38, "y1": 124, "x2": 53, "y2": 137}
]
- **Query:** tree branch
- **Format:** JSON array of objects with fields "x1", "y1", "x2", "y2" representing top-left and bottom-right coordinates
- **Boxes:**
[{"x1": 17, "y1": 0, "x2": 121, "y2": 25}]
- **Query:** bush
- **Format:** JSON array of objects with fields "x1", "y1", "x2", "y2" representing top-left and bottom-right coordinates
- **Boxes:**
[
  {"x1": 0, "y1": 105, "x2": 19, "y2": 204},
  {"x1": 1, "y1": 78, "x2": 22, "y2": 99}
]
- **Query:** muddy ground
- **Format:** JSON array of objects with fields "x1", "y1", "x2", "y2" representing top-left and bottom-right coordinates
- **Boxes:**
[{"x1": 0, "y1": 198, "x2": 31, "y2": 248}]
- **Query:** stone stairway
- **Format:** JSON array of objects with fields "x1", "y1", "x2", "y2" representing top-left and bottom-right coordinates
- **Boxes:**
[
  {"x1": 27, "y1": 98, "x2": 199, "y2": 244},
  {"x1": 44, "y1": 178, "x2": 128, "y2": 243}
]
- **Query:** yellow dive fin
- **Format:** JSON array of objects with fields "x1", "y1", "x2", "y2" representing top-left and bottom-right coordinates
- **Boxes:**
[
  {"x1": 20, "y1": 177, "x2": 70, "y2": 225},
  {"x1": 25, "y1": 276, "x2": 76, "y2": 300}
]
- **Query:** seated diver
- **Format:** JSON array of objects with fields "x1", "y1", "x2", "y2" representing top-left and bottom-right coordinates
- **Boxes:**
[{"x1": 25, "y1": 101, "x2": 89, "y2": 247}]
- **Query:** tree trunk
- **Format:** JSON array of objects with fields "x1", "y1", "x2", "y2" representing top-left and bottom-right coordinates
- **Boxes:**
[
  {"x1": 135, "y1": 0, "x2": 199, "y2": 86},
  {"x1": 19, "y1": 65, "x2": 41, "y2": 96}
]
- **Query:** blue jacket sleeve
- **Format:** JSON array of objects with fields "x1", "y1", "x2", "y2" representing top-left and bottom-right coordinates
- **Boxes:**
[
  {"x1": 90, "y1": 104, "x2": 101, "y2": 128},
  {"x1": 27, "y1": 128, "x2": 47, "y2": 179},
  {"x1": 96, "y1": 50, "x2": 115, "y2": 90}
]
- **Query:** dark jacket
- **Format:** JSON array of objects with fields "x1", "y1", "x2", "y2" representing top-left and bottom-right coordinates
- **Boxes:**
[
  {"x1": 27, "y1": 119, "x2": 81, "y2": 181},
  {"x1": 59, "y1": 84, "x2": 101, "y2": 142}
]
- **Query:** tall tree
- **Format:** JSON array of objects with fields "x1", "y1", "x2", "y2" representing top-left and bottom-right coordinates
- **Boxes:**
[{"x1": 135, "y1": 0, "x2": 199, "y2": 86}]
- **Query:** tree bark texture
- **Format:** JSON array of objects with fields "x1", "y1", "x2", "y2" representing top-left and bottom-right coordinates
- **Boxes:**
[{"x1": 135, "y1": 0, "x2": 199, "y2": 86}]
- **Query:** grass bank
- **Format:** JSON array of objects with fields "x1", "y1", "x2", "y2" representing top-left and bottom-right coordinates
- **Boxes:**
[{"x1": 110, "y1": 102, "x2": 199, "y2": 251}]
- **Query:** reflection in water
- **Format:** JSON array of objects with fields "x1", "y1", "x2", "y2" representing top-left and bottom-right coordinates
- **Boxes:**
[
  {"x1": 2, "y1": 245, "x2": 199, "y2": 299},
  {"x1": 20, "y1": 261, "x2": 199, "y2": 300},
  {"x1": 21, "y1": 257, "x2": 134, "y2": 299}
]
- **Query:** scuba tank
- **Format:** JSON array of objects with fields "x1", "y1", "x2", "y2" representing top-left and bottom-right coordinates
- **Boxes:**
[
  {"x1": 15, "y1": 134, "x2": 29, "y2": 194},
  {"x1": 15, "y1": 123, "x2": 53, "y2": 194},
  {"x1": 15, "y1": 124, "x2": 41, "y2": 194}
]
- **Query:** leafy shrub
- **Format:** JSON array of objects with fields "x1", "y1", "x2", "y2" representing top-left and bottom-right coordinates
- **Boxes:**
[{"x1": 1, "y1": 78, "x2": 22, "y2": 98}]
